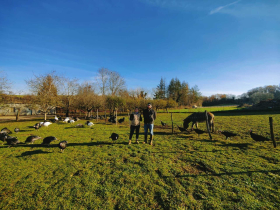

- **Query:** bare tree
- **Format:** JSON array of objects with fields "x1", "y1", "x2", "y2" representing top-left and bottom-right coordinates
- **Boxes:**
[
  {"x1": 97, "y1": 68, "x2": 110, "y2": 95},
  {"x1": 75, "y1": 82, "x2": 100, "y2": 118},
  {"x1": 26, "y1": 72, "x2": 60, "y2": 120},
  {"x1": 0, "y1": 71, "x2": 11, "y2": 95},
  {"x1": 108, "y1": 71, "x2": 126, "y2": 96},
  {"x1": 60, "y1": 77, "x2": 79, "y2": 117}
]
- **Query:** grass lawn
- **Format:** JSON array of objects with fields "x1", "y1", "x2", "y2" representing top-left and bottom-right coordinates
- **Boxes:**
[
  {"x1": 0, "y1": 112, "x2": 280, "y2": 209},
  {"x1": 158, "y1": 106, "x2": 241, "y2": 113}
]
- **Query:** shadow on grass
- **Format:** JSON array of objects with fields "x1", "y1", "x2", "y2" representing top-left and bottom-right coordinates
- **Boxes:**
[
  {"x1": 196, "y1": 139, "x2": 220, "y2": 143},
  {"x1": 163, "y1": 169, "x2": 280, "y2": 178},
  {"x1": 152, "y1": 149, "x2": 238, "y2": 154},
  {"x1": 18, "y1": 129, "x2": 33, "y2": 132},
  {"x1": 0, "y1": 141, "x2": 128, "y2": 149},
  {"x1": 16, "y1": 150, "x2": 52, "y2": 157},
  {"x1": 213, "y1": 109, "x2": 280, "y2": 117},
  {"x1": 154, "y1": 132, "x2": 174, "y2": 136},
  {"x1": 64, "y1": 127, "x2": 87, "y2": 129},
  {"x1": 217, "y1": 143, "x2": 253, "y2": 150}
]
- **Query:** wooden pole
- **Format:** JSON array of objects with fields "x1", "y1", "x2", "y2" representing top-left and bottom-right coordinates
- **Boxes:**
[
  {"x1": 269, "y1": 117, "x2": 276, "y2": 148},
  {"x1": 171, "y1": 113, "x2": 174, "y2": 134},
  {"x1": 205, "y1": 111, "x2": 212, "y2": 140},
  {"x1": 116, "y1": 109, "x2": 117, "y2": 126},
  {"x1": 97, "y1": 109, "x2": 98, "y2": 122}
]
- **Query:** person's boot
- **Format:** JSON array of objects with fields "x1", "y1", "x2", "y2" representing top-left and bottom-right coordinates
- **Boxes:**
[
  {"x1": 143, "y1": 135, "x2": 147, "y2": 144},
  {"x1": 149, "y1": 135, "x2": 153, "y2": 146}
]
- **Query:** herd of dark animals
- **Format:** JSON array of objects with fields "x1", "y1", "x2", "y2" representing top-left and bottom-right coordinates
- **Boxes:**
[{"x1": 0, "y1": 112, "x2": 273, "y2": 152}]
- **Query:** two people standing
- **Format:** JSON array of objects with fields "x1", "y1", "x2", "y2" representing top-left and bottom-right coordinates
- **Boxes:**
[{"x1": 129, "y1": 103, "x2": 156, "y2": 145}]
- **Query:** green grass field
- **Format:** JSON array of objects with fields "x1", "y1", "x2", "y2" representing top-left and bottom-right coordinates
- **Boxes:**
[
  {"x1": 158, "y1": 106, "x2": 241, "y2": 113},
  {"x1": 1, "y1": 112, "x2": 280, "y2": 209}
]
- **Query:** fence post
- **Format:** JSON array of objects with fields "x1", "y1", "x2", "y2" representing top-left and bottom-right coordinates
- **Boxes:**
[
  {"x1": 205, "y1": 111, "x2": 212, "y2": 140},
  {"x1": 269, "y1": 117, "x2": 276, "y2": 148},
  {"x1": 116, "y1": 110, "x2": 117, "y2": 126},
  {"x1": 171, "y1": 113, "x2": 174, "y2": 134}
]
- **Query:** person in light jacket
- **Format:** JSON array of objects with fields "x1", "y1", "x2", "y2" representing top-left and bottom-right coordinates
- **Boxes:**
[{"x1": 129, "y1": 107, "x2": 142, "y2": 145}]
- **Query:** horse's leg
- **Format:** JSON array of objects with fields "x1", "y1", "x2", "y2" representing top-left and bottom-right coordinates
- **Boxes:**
[{"x1": 191, "y1": 122, "x2": 195, "y2": 130}]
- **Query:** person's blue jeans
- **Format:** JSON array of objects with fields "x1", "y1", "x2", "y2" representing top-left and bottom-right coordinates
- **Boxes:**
[{"x1": 144, "y1": 123, "x2": 154, "y2": 135}]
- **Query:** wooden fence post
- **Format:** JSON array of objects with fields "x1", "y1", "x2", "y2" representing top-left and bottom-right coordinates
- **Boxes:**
[
  {"x1": 116, "y1": 110, "x2": 117, "y2": 126},
  {"x1": 269, "y1": 117, "x2": 276, "y2": 148},
  {"x1": 205, "y1": 111, "x2": 212, "y2": 140},
  {"x1": 171, "y1": 113, "x2": 174, "y2": 134}
]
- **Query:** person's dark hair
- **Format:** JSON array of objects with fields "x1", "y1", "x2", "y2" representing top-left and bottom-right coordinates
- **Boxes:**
[{"x1": 135, "y1": 107, "x2": 139, "y2": 109}]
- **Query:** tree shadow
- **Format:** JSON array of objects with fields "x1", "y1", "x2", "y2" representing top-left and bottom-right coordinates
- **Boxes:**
[
  {"x1": 64, "y1": 127, "x2": 86, "y2": 129},
  {"x1": 163, "y1": 169, "x2": 280, "y2": 178},
  {"x1": 196, "y1": 139, "x2": 220, "y2": 143},
  {"x1": 217, "y1": 143, "x2": 253, "y2": 150},
  {"x1": 213, "y1": 110, "x2": 280, "y2": 117},
  {"x1": 152, "y1": 149, "x2": 238, "y2": 154},
  {"x1": 0, "y1": 141, "x2": 128, "y2": 149},
  {"x1": 19, "y1": 129, "x2": 33, "y2": 132},
  {"x1": 154, "y1": 132, "x2": 173, "y2": 136},
  {"x1": 16, "y1": 150, "x2": 52, "y2": 157}
]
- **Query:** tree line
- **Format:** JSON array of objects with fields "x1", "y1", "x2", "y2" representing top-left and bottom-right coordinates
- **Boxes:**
[
  {"x1": 0, "y1": 70, "x2": 201, "y2": 120},
  {"x1": 202, "y1": 85, "x2": 280, "y2": 106},
  {"x1": 0, "y1": 70, "x2": 279, "y2": 119}
]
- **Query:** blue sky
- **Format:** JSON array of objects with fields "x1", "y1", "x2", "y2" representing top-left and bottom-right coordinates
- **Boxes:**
[{"x1": 0, "y1": 0, "x2": 279, "y2": 96}]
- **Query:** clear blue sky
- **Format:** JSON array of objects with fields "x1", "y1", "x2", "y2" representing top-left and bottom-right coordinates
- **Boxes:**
[{"x1": 1, "y1": 0, "x2": 279, "y2": 96}]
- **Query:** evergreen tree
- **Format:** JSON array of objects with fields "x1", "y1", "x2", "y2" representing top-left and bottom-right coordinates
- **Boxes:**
[
  {"x1": 167, "y1": 77, "x2": 181, "y2": 102},
  {"x1": 154, "y1": 77, "x2": 166, "y2": 99}
]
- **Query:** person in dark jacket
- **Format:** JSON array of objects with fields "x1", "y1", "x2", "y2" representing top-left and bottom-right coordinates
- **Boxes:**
[
  {"x1": 143, "y1": 103, "x2": 156, "y2": 145},
  {"x1": 129, "y1": 107, "x2": 142, "y2": 145}
]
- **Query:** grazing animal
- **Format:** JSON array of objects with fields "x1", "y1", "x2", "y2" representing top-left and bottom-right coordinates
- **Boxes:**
[
  {"x1": 33, "y1": 123, "x2": 41, "y2": 130},
  {"x1": 14, "y1": 128, "x2": 20, "y2": 133},
  {"x1": 108, "y1": 115, "x2": 116, "y2": 123},
  {"x1": 42, "y1": 136, "x2": 58, "y2": 145},
  {"x1": 218, "y1": 130, "x2": 238, "y2": 140},
  {"x1": 183, "y1": 112, "x2": 215, "y2": 132},
  {"x1": 1, "y1": 127, "x2": 12, "y2": 134},
  {"x1": 25, "y1": 136, "x2": 42, "y2": 144},
  {"x1": 42, "y1": 122, "x2": 52, "y2": 127},
  {"x1": 69, "y1": 119, "x2": 75, "y2": 124},
  {"x1": 118, "y1": 117, "x2": 125, "y2": 123},
  {"x1": 50, "y1": 119, "x2": 57, "y2": 123},
  {"x1": 76, "y1": 124, "x2": 84, "y2": 128},
  {"x1": 176, "y1": 124, "x2": 188, "y2": 132},
  {"x1": 5, "y1": 136, "x2": 21, "y2": 147},
  {"x1": 192, "y1": 128, "x2": 205, "y2": 137},
  {"x1": 55, "y1": 115, "x2": 59, "y2": 121},
  {"x1": 109, "y1": 133, "x2": 119, "y2": 141},
  {"x1": 0, "y1": 132, "x2": 9, "y2": 144},
  {"x1": 249, "y1": 130, "x2": 269, "y2": 142},
  {"x1": 73, "y1": 117, "x2": 80, "y2": 121},
  {"x1": 63, "y1": 117, "x2": 70, "y2": 123},
  {"x1": 58, "y1": 141, "x2": 68, "y2": 153},
  {"x1": 85, "y1": 121, "x2": 94, "y2": 127},
  {"x1": 39, "y1": 122, "x2": 45, "y2": 126},
  {"x1": 161, "y1": 121, "x2": 167, "y2": 127}
]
